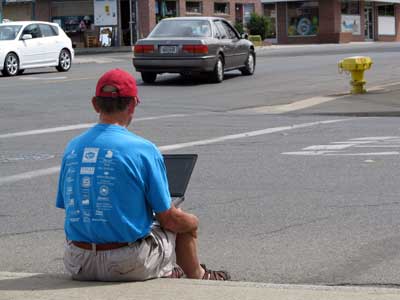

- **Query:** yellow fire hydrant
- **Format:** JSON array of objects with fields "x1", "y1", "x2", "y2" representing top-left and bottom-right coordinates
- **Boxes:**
[{"x1": 338, "y1": 56, "x2": 373, "y2": 94}]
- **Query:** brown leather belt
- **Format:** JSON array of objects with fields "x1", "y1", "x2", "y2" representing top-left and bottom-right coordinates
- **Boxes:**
[{"x1": 71, "y1": 241, "x2": 129, "y2": 251}]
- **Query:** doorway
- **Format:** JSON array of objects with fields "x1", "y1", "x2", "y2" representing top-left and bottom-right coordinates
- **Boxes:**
[
  {"x1": 364, "y1": 4, "x2": 374, "y2": 40},
  {"x1": 120, "y1": 0, "x2": 131, "y2": 46},
  {"x1": 263, "y1": 3, "x2": 277, "y2": 43}
]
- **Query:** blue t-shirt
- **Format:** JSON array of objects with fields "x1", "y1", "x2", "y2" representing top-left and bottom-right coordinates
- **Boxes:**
[{"x1": 56, "y1": 124, "x2": 171, "y2": 243}]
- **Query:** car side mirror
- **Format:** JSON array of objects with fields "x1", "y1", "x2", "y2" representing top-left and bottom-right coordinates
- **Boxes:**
[
  {"x1": 21, "y1": 34, "x2": 32, "y2": 40},
  {"x1": 241, "y1": 33, "x2": 249, "y2": 40}
]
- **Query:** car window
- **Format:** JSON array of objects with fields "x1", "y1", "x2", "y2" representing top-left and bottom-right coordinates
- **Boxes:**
[
  {"x1": 149, "y1": 20, "x2": 211, "y2": 38},
  {"x1": 39, "y1": 24, "x2": 57, "y2": 37},
  {"x1": 51, "y1": 25, "x2": 59, "y2": 36},
  {"x1": 221, "y1": 21, "x2": 238, "y2": 40},
  {"x1": 214, "y1": 21, "x2": 228, "y2": 39},
  {"x1": 0, "y1": 25, "x2": 21, "y2": 40},
  {"x1": 22, "y1": 24, "x2": 42, "y2": 39}
]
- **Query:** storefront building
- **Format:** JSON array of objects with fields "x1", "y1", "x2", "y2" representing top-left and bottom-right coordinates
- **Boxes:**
[
  {"x1": 261, "y1": 0, "x2": 400, "y2": 43},
  {"x1": 2, "y1": 0, "x2": 261, "y2": 47},
  {"x1": 138, "y1": 0, "x2": 262, "y2": 38}
]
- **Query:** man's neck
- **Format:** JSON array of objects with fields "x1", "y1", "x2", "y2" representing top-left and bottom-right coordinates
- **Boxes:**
[{"x1": 98, "y1": 114, "x2": 129, "y2": 128}]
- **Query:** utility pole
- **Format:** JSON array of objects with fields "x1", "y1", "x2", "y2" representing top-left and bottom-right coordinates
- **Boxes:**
[{"x1": 129, "y1": 0, "x2": 138, "y2": 46}]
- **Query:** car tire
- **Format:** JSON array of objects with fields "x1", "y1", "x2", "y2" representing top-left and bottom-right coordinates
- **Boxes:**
[
  {"x1": 210, "y1": 55, "x2": 224, "y2": 83},
  {"x1": 141, "y1": 72, "x2": 157, "y2": 84},
  {"x1": 56, "y1": 49, "x2": 71, "y2": 72},
  {"x1": 2, "y1": 52, "x2": 19, "y2": 76},
  {"x1": 240, "y1": 51, "x2": 255, "y2": 76}
]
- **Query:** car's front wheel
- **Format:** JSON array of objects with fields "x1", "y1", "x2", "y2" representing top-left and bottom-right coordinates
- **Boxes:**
[
  {"x1": 2, "y1": 52, "x2": 19, "y2": 76},
  {"x1": 240, "y1": 51, "x2": 255, "y2": 76},
  {"x1": 56, "y1": 49, "x2": 71, "y2": 72},
  {"x1": 141, "y1": 72, "x2": 157, "y2": 84},
  {"x1": 210, "y1": 55, "x2": 224, "y2": 83}
]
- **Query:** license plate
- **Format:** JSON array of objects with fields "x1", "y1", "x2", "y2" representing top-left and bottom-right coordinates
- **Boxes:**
[{"x1": 160, "y1": 45, "x2": 177, "y2": 54}]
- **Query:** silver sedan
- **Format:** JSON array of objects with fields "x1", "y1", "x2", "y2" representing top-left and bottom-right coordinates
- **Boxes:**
[{"x1": 132, "y1": 17, "x2": 255, "y2": 83}]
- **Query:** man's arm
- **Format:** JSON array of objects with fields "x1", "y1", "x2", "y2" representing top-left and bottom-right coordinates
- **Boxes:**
[{"x1": 156, "y1": 205, "x2": 199, "y2": 237}]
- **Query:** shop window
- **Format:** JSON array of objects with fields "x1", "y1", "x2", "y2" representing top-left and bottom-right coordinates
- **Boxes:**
[
  {"x1": 287, "y1": 1, "x2": 319, "y2": 37},
  {"x1": 186, "y1": 1, "x2": 202, "y2": 14},
  {"x1": 214, "y1": 2, "x2": 229, "y2": 15},
  {"x1": 378, "y1": 5, "x2": 394, "y2": 17},
  {"x1": 165, "y1": 1, "x2": 178, "y2": 17},
  {"x1": 156, "y1": 0, "x2": 178, "y2": 22},
  {"x1": 341, "y1": 0, "x2": 359, "y2": 15},
  {"x1": 52, "y1": 16, "x2": 93, "y2": 34}
]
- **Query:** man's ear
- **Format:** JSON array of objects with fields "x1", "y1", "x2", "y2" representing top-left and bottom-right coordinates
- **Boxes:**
[
  {"x1": 92, "y1": 97, "x2": 100, "y2": 113},
  {"x1": 127, "y1": 98, "x2": 136, "y2": 115}
]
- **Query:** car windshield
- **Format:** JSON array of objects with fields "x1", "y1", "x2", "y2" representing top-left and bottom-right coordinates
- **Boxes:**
[
  {"x1": 0, "y1": 25, "x2": 22, "y2": 40},
  {"x1": 149, "y1": 20, "x2": 211, "y2": 38}
]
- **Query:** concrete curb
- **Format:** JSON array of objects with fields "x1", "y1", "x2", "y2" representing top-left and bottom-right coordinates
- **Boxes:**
[
  {"x1": 1, "y1": 272, "x2": 400, "y2": 300},
  {"x1": 73, "y1": 42, "x2": 400, "y2": 58}
]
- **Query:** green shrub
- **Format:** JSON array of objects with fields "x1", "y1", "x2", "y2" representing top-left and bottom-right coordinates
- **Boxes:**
[
  {"x1": 247, "y1": 13, "x2": 276, "y2": 40},
  {"x1": 234, "y1": 22, "x2": 244, "y2": 35},
  {"x1": 247, "y1": 13, "x2": 266, "y2": 40}
]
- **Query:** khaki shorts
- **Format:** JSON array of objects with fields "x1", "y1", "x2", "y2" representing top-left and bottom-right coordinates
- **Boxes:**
[{"x1": 63, "y1": 225, "x2": 176, "y2": 281}]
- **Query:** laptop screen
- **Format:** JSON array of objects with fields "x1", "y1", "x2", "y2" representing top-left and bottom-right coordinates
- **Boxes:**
[{"x1": 163, "y1": 154, "x2": 197, "y2": 198}]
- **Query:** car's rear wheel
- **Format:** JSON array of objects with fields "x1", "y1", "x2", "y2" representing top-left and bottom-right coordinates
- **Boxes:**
[
  {"x1": 240, "y1": 51, "x2": 255, "y2": 76},
  {"x1": 2, "y1": 53, "x2": 19, "y2": 76},
  {"x1": 56, "y1": 49, "x2": 71, "y2": 72},
  {"x1": 141, "y1": 72, "x2": 157, "y2": 84},
  {"x1": 210, "y1": 55, "x2": 224, "y2": 83}
]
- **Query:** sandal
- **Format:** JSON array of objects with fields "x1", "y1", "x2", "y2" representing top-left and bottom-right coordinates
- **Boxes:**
[
  {"x1": 201, "y1": 264, "x2": 230, "y2": 281},
  {"x1": 164, "y1": 266, "x2": 185, "y2": 279}
]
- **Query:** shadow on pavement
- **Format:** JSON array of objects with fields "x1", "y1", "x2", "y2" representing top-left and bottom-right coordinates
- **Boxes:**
[
  {"x1": 137, "y1": 72, "x2": 242, "y2": 87},
  {"x1": 0, "y1": 273, "x2": 124, "y2": 291}
]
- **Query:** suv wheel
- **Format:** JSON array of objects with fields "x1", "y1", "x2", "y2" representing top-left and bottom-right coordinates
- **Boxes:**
[
  {"x1": 2, "y1": 53, "x2": 19, "y2": 76},
  {"x1": 141, "y1": 72, "x2": 157, "y2": 84},
  {"x1": 56, "y1": 49, "x2": 71, "y2": 72},
  {"x1": 240, "y1": 51, "x2": 255, "y2": 75},
  {"x1": 211, "y1": 55, "x2": 224, "y2": 83}
]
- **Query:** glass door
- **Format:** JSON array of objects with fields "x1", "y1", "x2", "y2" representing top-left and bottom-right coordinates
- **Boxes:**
[
  {"x1": 263, "y1": 3, "x2": 277, "y2": 43},
  {"x1": 364, "y1": 5, "x2": 374, "y2": 40}
]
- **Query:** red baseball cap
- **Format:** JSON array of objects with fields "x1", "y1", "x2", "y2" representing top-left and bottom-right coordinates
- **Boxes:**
[{"x1": 96, "y1": 69, "x2": 139, "y2": 101}]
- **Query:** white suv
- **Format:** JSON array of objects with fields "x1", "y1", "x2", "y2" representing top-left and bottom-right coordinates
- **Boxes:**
[{"x1": 0, "y1": 21, "x2": 74, "y2": 76}]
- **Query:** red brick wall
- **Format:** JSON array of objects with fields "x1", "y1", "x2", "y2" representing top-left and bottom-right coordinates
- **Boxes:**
[
  {"x1": 138, "y1": 0, "x2": 155, "y2": 38},
  {"x1": 35, "y1": 0, "x2": 51, "y2": 21}
]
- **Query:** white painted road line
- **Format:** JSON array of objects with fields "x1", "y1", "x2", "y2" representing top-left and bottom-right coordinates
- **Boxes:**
[
  {"x1": 303, "y1": 144, "x2": 354, "y2": 150},
  {"x1": 327, "y1": 152, "x2": 400, "y2": 156},
  {"x1": 0, "y1": 114, "x2": 187, "y2": 139},
  {"x1": 19, "y1": 76, "x2": 68, "y2": 81},
  {"x1": 0, "y1": 118, "x2": 351, "y2": 186},
  {"x1": 159, "y1": 119, "x2": 349, "y2": 151},
  {"x1": 0, "y1": 166, "x2": 61, "y2": 185}
]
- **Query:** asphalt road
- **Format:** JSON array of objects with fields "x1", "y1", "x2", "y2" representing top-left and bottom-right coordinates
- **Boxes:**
[{"x1": 2, "y1": 45, "x2": 400, "y2": 286}]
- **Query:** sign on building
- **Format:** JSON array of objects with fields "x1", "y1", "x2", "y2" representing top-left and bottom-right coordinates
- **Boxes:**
[
  {"x1": 94, "y1": 0, "x2": 117, "y2": 26},
  {"x1": 341, "y1": 15, "x2": 361, "y2": 35}
]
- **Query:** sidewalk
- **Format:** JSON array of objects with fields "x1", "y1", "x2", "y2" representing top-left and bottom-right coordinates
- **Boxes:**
[
  {"x1": 74, "y1": 41, "x2": 400, "y2": 57},
  {"x1": 1, "y1": 271, "x2": 400, "y2": 300}
]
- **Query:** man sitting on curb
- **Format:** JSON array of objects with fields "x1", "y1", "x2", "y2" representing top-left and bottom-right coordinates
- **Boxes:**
[{"x1": 56, "y1": 69, "x2": 230, "y2": 281}]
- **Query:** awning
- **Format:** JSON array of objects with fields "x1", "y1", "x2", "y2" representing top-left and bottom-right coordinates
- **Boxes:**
[{"x1": 261, "y1": 0, "x2": 400, "y2": 3}]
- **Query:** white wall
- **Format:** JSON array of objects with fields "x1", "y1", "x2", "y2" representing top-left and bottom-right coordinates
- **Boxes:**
[{"x1": 378, "y1": 16, "x2": 395, "y2": 35}]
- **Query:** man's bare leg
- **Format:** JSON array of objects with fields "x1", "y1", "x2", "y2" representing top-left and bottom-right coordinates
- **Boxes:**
[{"x1": 175, "y1": 232, "x2": 205, "y2": 279}]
